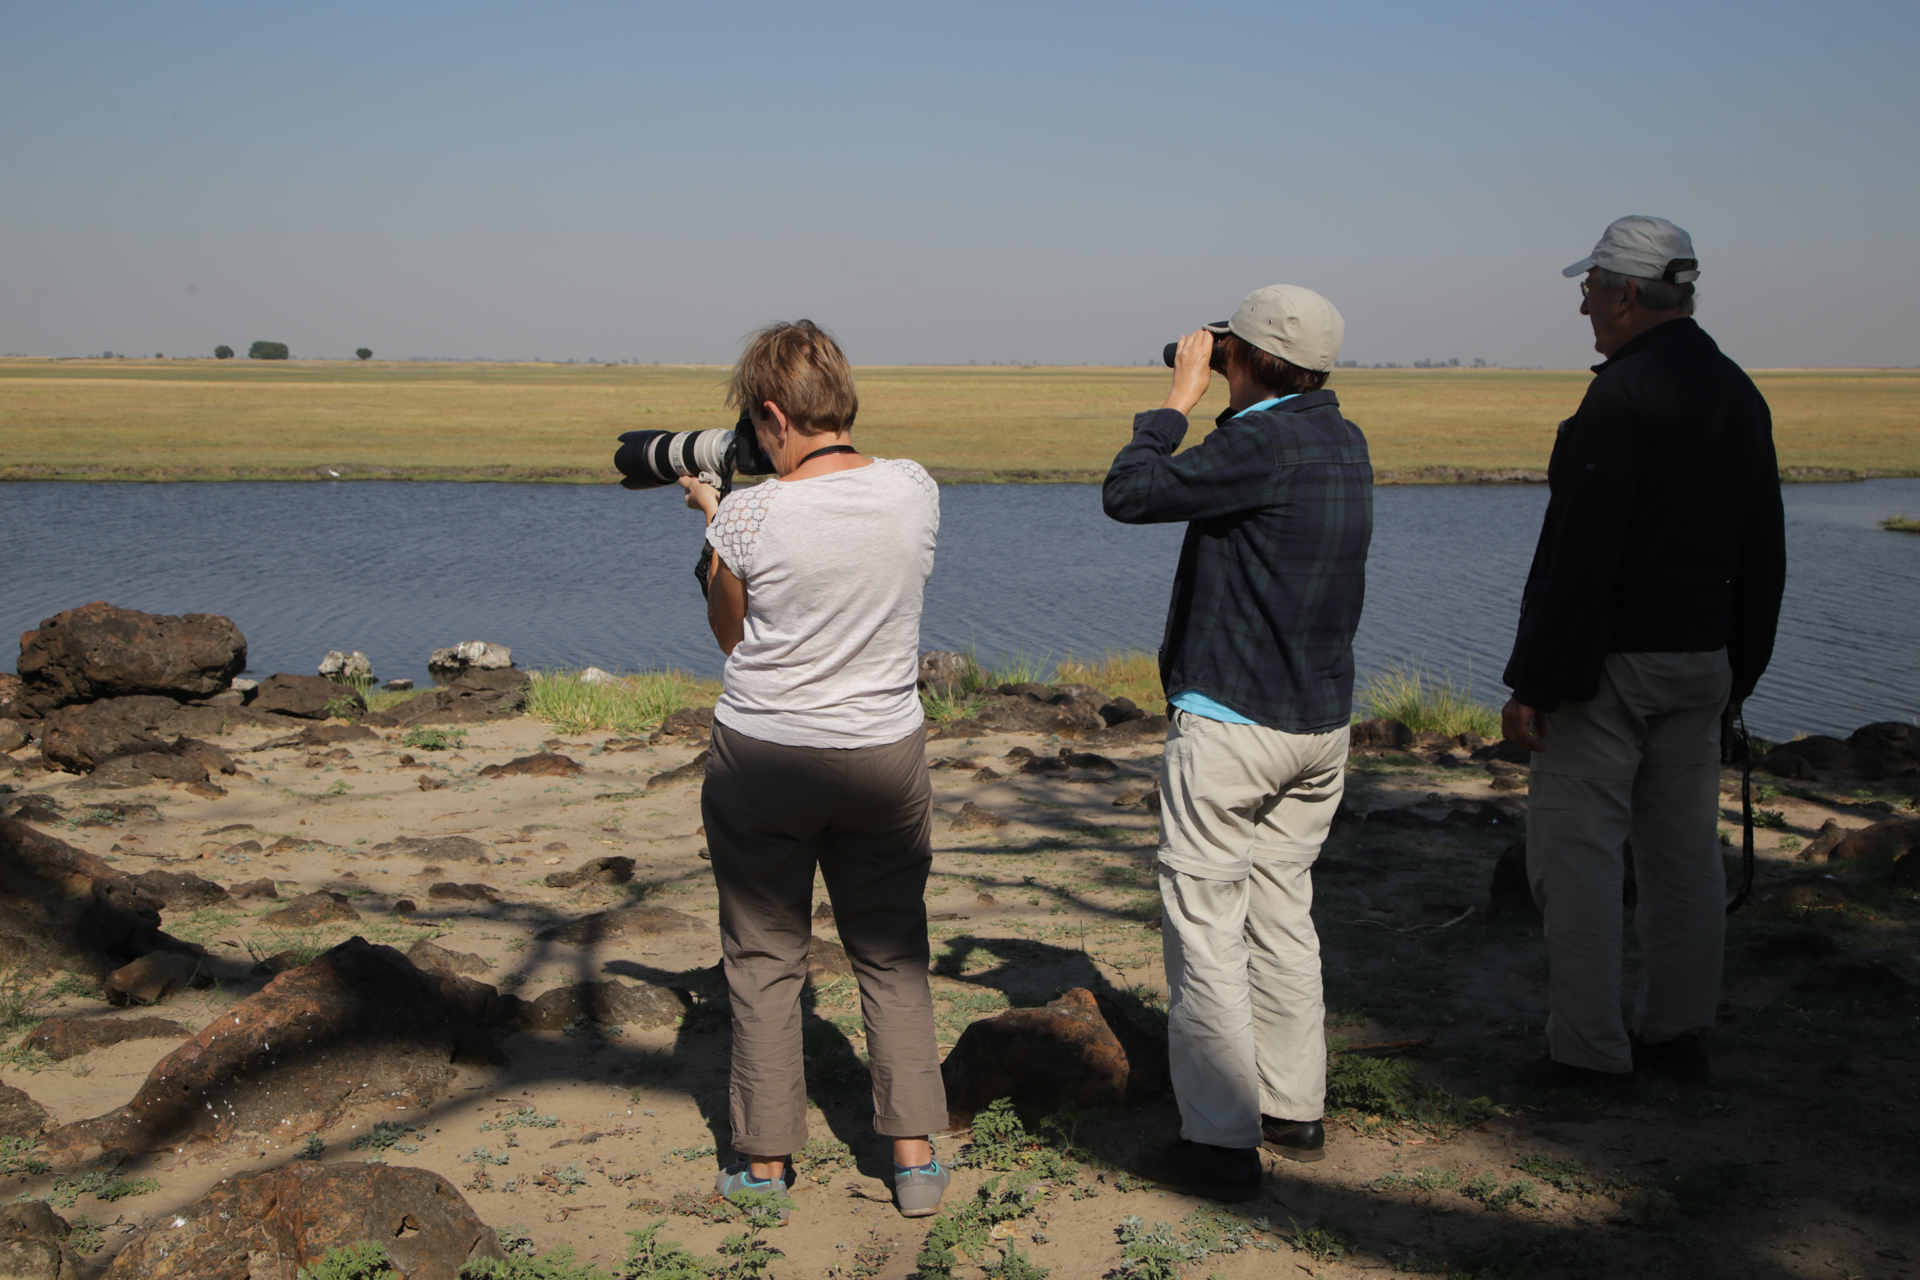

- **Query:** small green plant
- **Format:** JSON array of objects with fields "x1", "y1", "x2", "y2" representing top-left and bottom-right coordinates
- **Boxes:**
[
  {"x1": 917, "y1": 1175, "x2": 1048, "y2": 1279},
  {"x1": 349, "y1": 1121, "x2": 421, "y2": 1155},
  {"x1": 67, "y1": 1215, "x2": 104, "y2": 1255},
  {"x1": 44, "y1": 1170, "x2": 158, "y2": 1208},
  {"x1": 980, "y1": 1245, "x2": 1050, "y2": 1279},
  {"x1": 1778, "y1": 834, "x2": 1803, "y2": 852},
  {"x1": 794, "y1": 1137, "x2": 853, "y2": 1184},
  {"x1": 0, "y1": 1135, "x2": 48, "y2": 1176},
  {"x1": 1113, "y1": 1217, "x2": 1201, "y2": 1279},
  {"x1": 320, "y1": 779, "x2": 355, "y2": 798},
  {"x1": 461, "y1": 1243, "x2": 614, "y2": 1280},
  {"x1": 1354, "y1": 661, "x2": 1500, "y2": 738},
  {"x1": 1369, "y1": 1164, "x2": 1460, "y2": 1194},
  {"x1": 298, "y1": 1241, "x2": 395, "y2": 1280},
  {"x1": 523, "y1": 670, "x2": 711, "y2": 736},
  {"x1": 1513, "y1": 1153, "x2": 1613, "y2": 1196},
  {"x1": 403, "y1": 726, "x2": 470, "y2": 751},
  {"x1": 1754, "y1": 807, "x2": 1788, "y2": 830},
  {"x1": 960, "y1": 1098, "x2": 1075, "y2": 1178},
  {"x1": 920, "y1": 687, "x2": 988, "y2": 724},
  {"x1": 1620, "y1": 1186, "x2": 1680, "y2": 1229},
  {"x1": 1287, "y1": 1218, "x2": 1353, "y2": 1264},
  {"x1": 298, "y1": 1135, "x2": 326, "y2": 1161},
  {"x1": 1461, "y1": 1173, "x2": 1539, "y2": 1211}
]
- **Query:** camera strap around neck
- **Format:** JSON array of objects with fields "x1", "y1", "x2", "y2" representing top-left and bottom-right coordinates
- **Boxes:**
[{"x1": 798, "y1": 444, "x2": 858, "y2": 466}]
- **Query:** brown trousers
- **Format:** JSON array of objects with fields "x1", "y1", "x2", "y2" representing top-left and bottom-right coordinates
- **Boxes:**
[{"x1": 704, "y1": 721, "x2": 947, "y2": 1156}]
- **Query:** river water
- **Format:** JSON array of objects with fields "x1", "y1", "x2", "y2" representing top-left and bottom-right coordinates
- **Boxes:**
[{"x1": 3, "y1": 478, "x2": 1915, "y2": 740}]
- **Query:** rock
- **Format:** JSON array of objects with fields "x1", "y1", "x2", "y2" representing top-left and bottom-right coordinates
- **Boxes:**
[
  {"x1": 394, "y1": 899, "x2": 416, "y2": 914},
  {"x1": 1796, "y1": 957, "x2": 1909, "y2": 997},
  {"x1": 648, "y1": 706, "x2": 715, "y2": 744},
  {"x1": 536, "y1": 904, "x2": 708, "y2": 945},
  {"x1": 1018, "y1": 755, "x2": 1068, "y2": 775},
  {"x1": 44, "y1": 938, "x2": 499, "y2": 1168},
  {"x1": 363, "y1": 668, "x2": 529, "y2": 728},
  {"x1": 1741, "y1": 931, "x2": 1838, "y2": 962},
  {"x1": 15, "y1": 602, "x2": 247, "y2": 712},
  {"x1": 1095, "y1": 696, "x2": 1147, "y2": 727},
  {"x1": 171, "y1": 736, "x2": 237, "y2": 775},
  {"x1": 1488, "y1": 841, "x2": 1538, "y2": 922},
  {"x1": 229, "y1": 678, "x2": 258, "y2": 692},
  {"x1": 1755, "y1": 747, "x2": 1818, "y2": 780},
  {"x1": 231, "y1": 877, "x2": 279, "y2": 900},
  {"x1": 0, "y1": 672, "x2": 21, "y2": 718},
  {"x1": 106, "y1": 952, "x2": 203, "y2": 1003},
  {"x1": 92, "y1": 752, "x2": 211, "y2": 788},
  {"x1": 0, "y1": 1199, "x2": 85, "y2": 1279},
  {"x1": 580, "y1": 666, "x2": 619, "y2": 686},
  {"x1": 259, "y1": 891, "x2": 361, "y2": 927},
  {"x1": 648, "y1": 750, "x2": 709, "y2": 789},
  {"x1": 256, "y1": 722, "x2": 379, "y2": 751},
  {"x1": 384, "y1": 677, "x2": 415, "y2": 692},
  {"x1": 428, "y1": 640, "x2": 515, "y2": 684},
  {"x1": 1350, "y1": 718, "x2": 1414, "y2": 750},
  {"x1": 949, "y1": 802, "x2": 1008, "y2": 831},
  {"x1": 813, "y1": 899, "x2": 835, "y2": 923},
  {"x1": 1793, "y1": 819, "x2": 1849, "y2": 862},
  {"x1": 1471, "y1": 739, "x2": 1532, "y2": 766},
  {"x1": 972, "y1": 766, "x2": 1002, "y2": 782},
  {"x1": 1848, "y1": 721, "x2": 1920, "y2": 760},
  {"x1": 941, "y1": 987, "x2": 1168, "y2": 1119},
  {"x1": 544, "y1": 856, "x2": 635, "y2": 889},
  {"x1": 0, "y1": 816, "x2": 194, "y2": 978},
  {"x1": 369, "y1": 835, "x2": 492, "y2": 862},
  {"x1": 249, "y1": 673, "x2": 365, "y2": 721},
  {"x1": 132, "y1": 869, "x2": 231, "y2": 910},
  {"x1": 1061, "y1": 750, "x2": 1117, "y2": 773},
  {"x1": 0, "y1": 721, "x2": 30, "y2": 754},
  {"x1": 406, "y1": 940, "x2": 492, "y2": 978},
  {"x1": 918, "y1": 650, "x2": 972, "y2": 699},
  {"x1": 807, "y1": 935, "x2": 853, "y2": 985},
  {"x1": 427, "y1": 882, "x2": 500, "y2": 903},
  {"x1": 250, "y1": 951, "x2": 306, "y2": 976},
  {"x1": 519, "y1": 979, "x2": 691, "y2": 1032},
  {"x1": 317, "y1": 650, "x2": 373, "y2": 681},
  {"x1": 419, "y1": 774, "x2": 447, "y2": 791},
  {"x1": 478, "y1": 752, "x2": 582, "y2": 779},
  {"x1": 0, "y1": 1082, "x2": 49, "y2": 1138},
  {"x1": 1829, "y1": 819, "x2": 1920, "y2": 866},
  {"x1": 1489, "y1": 773, "x2": 1529, "y2": 792},
  {"x1": 25, "y1": 1015, "x2": 191, "y2": 1061},
  {"x1": 101, "y1": 1161, "x2": 505, "y2": 1280}
]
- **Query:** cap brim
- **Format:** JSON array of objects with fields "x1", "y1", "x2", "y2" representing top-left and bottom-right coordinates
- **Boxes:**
[
  {"x1": 1201, "y1": 320, "x2": 1232, "y2": 333},
  {"x1": 1562, "y1": 256, "x2": 1598, "y2": 278}
]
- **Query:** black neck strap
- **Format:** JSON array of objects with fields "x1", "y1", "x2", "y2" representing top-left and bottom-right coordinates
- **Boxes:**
[{"x1": 798, "y1": 444, "x2": 859, "y2": 466}]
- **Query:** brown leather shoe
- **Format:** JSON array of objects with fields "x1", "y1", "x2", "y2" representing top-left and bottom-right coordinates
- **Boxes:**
[{"x1": 1260, "y1": 1117, "x2": 1326, "y2": 1162}]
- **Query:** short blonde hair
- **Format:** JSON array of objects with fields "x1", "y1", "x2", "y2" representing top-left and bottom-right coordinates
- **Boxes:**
[{"x1": 726, "y1": 320, "x2": 858, "y2": 436}]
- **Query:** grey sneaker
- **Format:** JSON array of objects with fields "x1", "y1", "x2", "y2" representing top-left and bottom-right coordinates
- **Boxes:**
[
  {"x1": 892, "y1": 1158, "x2": 950, "y2": 1218},
  {"x1": 714, "y1": 1164, "x2": 792, "y2": 1224}
]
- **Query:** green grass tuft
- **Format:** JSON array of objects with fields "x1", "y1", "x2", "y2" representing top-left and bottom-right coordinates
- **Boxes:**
[
  {"x1": 1054, "y1": 650, "x2": 1163, "y2": 710},
  {"x1": 1355, "y1": 661, "x2": 1501, "y2": 738},
  {"x1": 1880, "y1": 513, "x2": 1920, "y2": 533},
  {"x1": 523, "y1": 669, "x2": 715, "y2": 736}
]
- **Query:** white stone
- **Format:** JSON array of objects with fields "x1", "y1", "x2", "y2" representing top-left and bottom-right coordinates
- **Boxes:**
[
  {"x1": 427, "y1": 640, "x2": 513, "y2": 672},
  {"x1": 581, "y1": 667, "x2": 620, "y2": 686},
  {"x1": 318, "y1": 650, "x2": 374, "y2": 680}
]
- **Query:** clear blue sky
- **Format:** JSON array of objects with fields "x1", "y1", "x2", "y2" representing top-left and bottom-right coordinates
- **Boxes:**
[{"x1": 3, "y1": 0, "x2": 1914, "y2": 369}]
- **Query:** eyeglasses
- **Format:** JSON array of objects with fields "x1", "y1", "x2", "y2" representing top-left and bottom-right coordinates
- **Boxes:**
[{"x1": 1579, "y1": 278, "x2": 1593, "y2": 298}]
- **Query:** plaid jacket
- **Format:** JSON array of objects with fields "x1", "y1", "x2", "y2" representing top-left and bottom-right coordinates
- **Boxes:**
[{"x1": 1103, "y1": 391, "x2": 1373, "y2": 733}]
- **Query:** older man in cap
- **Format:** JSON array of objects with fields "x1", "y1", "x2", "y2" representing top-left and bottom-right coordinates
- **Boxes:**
[
  {"x1": 1503, "y1": 217, "x2": 1785, "y2": 1093},
  {"x1": 1104, "y1": 284, "x2": 1372, "y2": 1200}
]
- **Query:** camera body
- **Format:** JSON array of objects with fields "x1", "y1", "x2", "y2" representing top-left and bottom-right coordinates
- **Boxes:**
[
  {"x1": 613, "y1": 412, "x2": 777, "y2": 492},
  {"x1": 1162, "y1": 332, "x2": 1232, "y2": 373}
]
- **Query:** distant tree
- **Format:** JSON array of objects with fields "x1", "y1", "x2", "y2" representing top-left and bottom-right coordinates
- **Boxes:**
[
  {"x1": 248, "y1": 341, "x2": 290, "y2": 360},
  {"x1": 214, "y1": 345, "x2": 234, "y2": 359},
  {"x1": 355, "y1": 347, "x2": 372, "y2": 361}
]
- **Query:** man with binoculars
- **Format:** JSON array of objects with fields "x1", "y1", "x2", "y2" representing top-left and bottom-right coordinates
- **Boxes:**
[{"x1": 1104, "y1": 284, "x2": 1372, "y2": 1201}]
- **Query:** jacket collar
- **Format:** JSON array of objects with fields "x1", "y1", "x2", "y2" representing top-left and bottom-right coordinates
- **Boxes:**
[
  {"x1": 1590, "y1": 316, "x2": 1701, "y2": 374},
  {"x1": 1215, "y1": 387, "x2": 1339, "y2": 429}
]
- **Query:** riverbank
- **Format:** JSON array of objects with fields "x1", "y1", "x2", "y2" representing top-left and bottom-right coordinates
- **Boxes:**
[{"x1": 4, "y1": 360, "x2": 1916, "y2": 483}]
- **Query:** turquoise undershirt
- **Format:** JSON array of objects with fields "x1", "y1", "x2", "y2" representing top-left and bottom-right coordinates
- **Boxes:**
[{"x1": 1165, "y1": 394, "x2": 1299, "y2": 728}]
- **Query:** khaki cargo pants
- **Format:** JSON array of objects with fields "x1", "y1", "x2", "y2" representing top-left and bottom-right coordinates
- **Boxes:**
[{"x1": 1527, "y1": 650, "x2": 1733, "y2": 1073}]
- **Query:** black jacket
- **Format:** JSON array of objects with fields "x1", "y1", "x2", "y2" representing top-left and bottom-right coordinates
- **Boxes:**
[{"x1": 1503, "y1": 318, "x2": 1785, "y2": 711}]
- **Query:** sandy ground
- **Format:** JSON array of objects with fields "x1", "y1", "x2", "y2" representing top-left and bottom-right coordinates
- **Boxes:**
[{"x1": 3, "y1": 708, "x2": 1918, "y2": 1279}]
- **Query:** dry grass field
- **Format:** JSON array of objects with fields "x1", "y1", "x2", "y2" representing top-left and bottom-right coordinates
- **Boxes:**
[{"x1": 1, "y1": 358, "x2": 1915, "y2": 483}]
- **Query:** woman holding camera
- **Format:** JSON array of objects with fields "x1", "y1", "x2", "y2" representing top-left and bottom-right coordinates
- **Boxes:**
[{"x1": 678, "y1": 320, "x2": 948, "y2": 1221}]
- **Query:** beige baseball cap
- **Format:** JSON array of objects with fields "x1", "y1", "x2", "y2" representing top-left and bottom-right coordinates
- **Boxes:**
[
  {"x1": 1204, "y1": 283, "x2": 1344, "y2": 372},
  {"x1": 1563, "y1": 215, "x2": 1700, "y2": 284}
]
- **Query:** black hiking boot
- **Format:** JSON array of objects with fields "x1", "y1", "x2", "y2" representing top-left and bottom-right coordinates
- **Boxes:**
[
  {"x1": 1631, "y1": 1031, "x2": 1711, "y2": 1083},
  {"x1": 1130, "y1": 1139, "x2": 1263, "y2": 1202},
  {"x1": 1260, "y1": 1117, "x2": 1326, "y2": 1163},
  {"x1": 1515, "y1": 1055, "x2": 1636, "y2": 1100}
]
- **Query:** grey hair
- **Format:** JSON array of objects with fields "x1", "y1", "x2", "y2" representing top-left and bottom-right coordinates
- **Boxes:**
[{"x1": 1593, "y1": 267, "x2": 1696, "y2": 315}]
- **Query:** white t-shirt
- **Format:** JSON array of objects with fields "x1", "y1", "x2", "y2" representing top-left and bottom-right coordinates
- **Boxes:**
[{"x1": 706, "y1": 458, "x2": 939, "y2": 749}]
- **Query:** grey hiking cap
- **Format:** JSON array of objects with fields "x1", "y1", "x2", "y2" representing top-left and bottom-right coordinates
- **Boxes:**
[
  {"x1": 1204, "y1": 284, "x2": 1344, "y2": 372},
  {"x1": 1563, "y1": 216, "x2": 1700, "y2": 284}
]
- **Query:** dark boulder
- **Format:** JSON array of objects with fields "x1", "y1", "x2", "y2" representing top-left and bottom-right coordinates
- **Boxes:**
[
  {"x1": 949, "y1": 802, "x2": 1008, "y2": 832},
  {"x1": 170, "y1": 737, "x2": 237, "y2": 776},
  {"x1": 42, "y1": 937, "x2": 500, "y2": 1168},
  {"x1": 25, "y1": 1015, "x2": 191, "y2": 1062},
  {"x1": 231, "y1": 878, "x2": 280, "y2": 900},
  {"x1": 0, "y1": 1200, "x2": 85, "y2": 1279},
  {"x1": 106, "y1": 951, "x2": 204, "y2": 1003},
  {"x1": 1350, "y1": 718, "x2": 1414, "y2": 750},
  {"x1": 536, "y1": 904, "x2": 708, "y2": 945},
  {"x1": 15, "y1": 602, "x2": 246, "y2": 712},
  {"x1": 519, "y1": 979, "x2": 691, "y2": 1032},
  {"x1": 544, "y1": 855, "x2": 635, "y2": 889},
  {"x1": 1848, "y1": 721, "x2": 1920, "y2": 760},
  {"x1": 133, "y1": 869, "x2": 231, "y2": 910},
  {"x1": 1098, "y1": 696, "x2": 1147, "y2": 727},
  {"x1": 406, "y1": 939, "x2": 493, "y2": 978},
  {"x1": 0, "y1": 720, "x2": 27, "y2": 754},
  {"x1": 369, "y1": 834, "x2": 491, "y2": 863},
  {"x1": 941, "y1": 987, "x2": 1168, "y2": 1120},
  {"x1": 257, "y1": 722, "x2": 380, "y2": 751},
  {"x1": 101, "y1": 1162, "x2": 505, "y2": 1280},
  {"x1": 92, "y1": 752, "x2": 210, "y2": 788},
  {"x1": 363, "y1": 669, "x2": 528, "y2": 729},
  {"x1": 0, "y1": 815, "x2": 193, "y2": 978},
  {"x1": 1471, "y1": 738, "x2": 1532, "y2": 766},
  {"x1": 1830, "y1": 819, "x2": 1920, "y2": 868},
  {"x1": 250, "y1": 673, "x2": 365, "y2": 721},
  {"x1": 648, "y1": 750, "x2": 709, "y2": 789},
  {"x1": 0, "y1": 1083, "x2": 49, "y2": 1139},
  {"x1": 39, "y1": 722, "x2": 173, "y2": 772},
  {"x1": 648, "y1": 705, "x2": 715, "y2": 744},
  {"x1": 478, "y1": 752, "x2": 582, "y2": 779}
]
